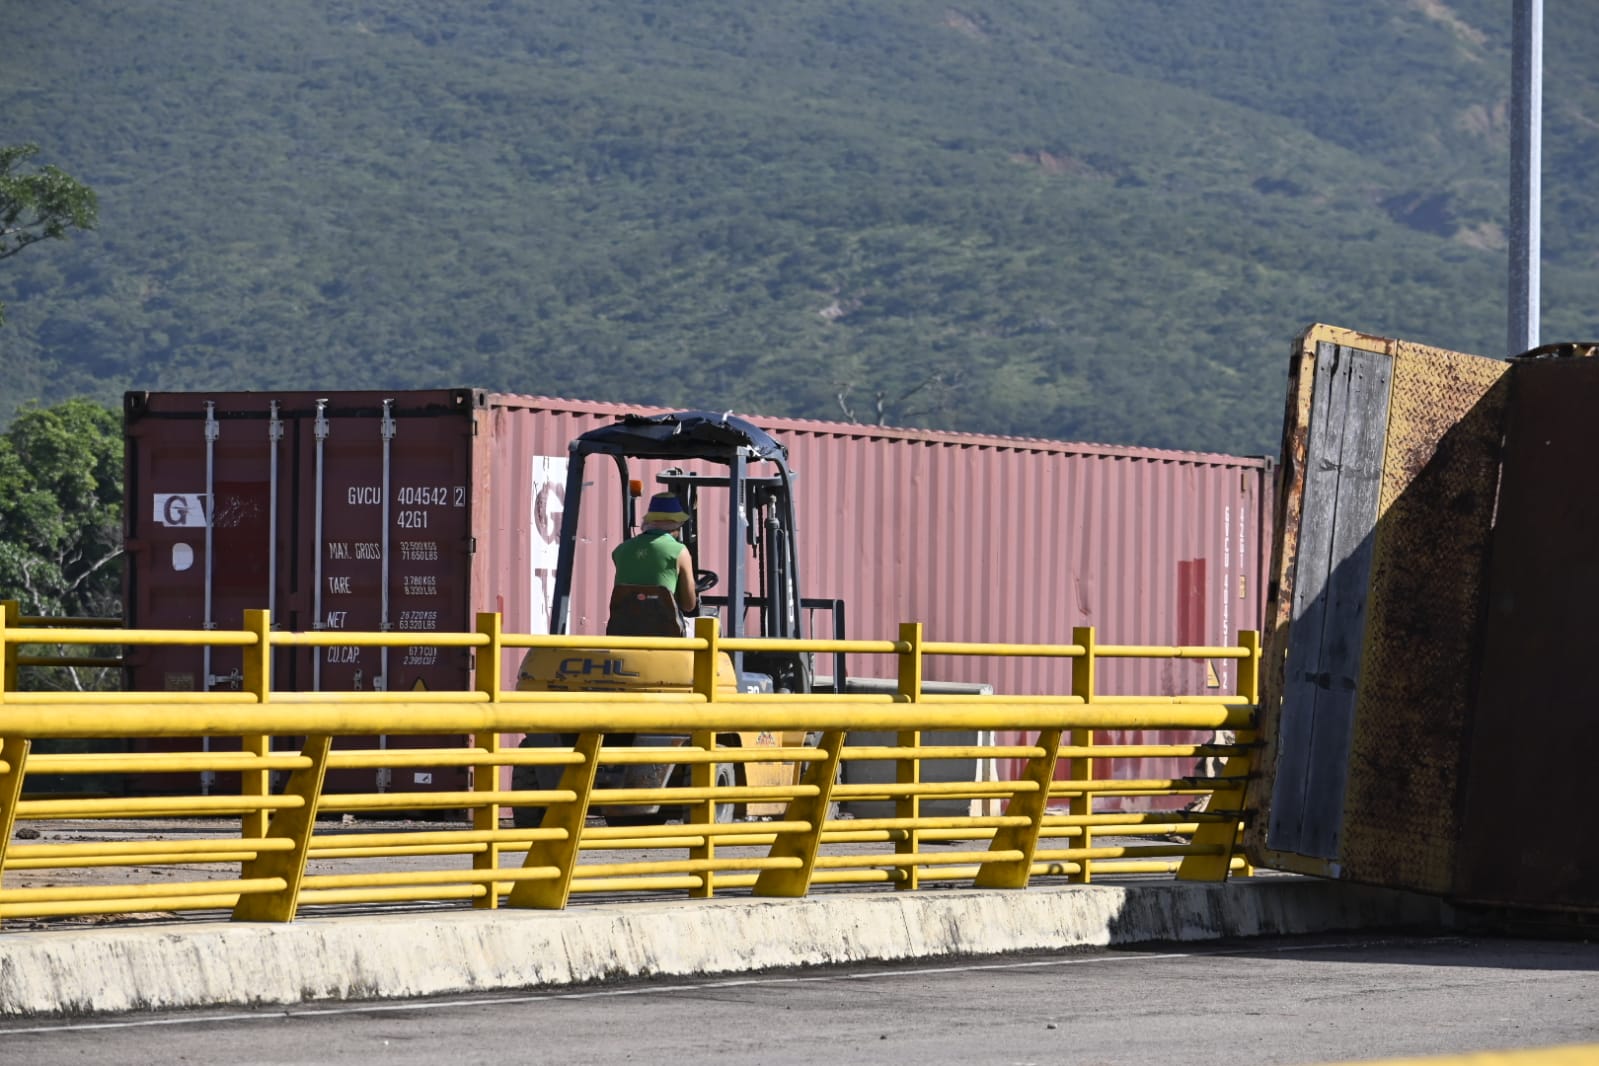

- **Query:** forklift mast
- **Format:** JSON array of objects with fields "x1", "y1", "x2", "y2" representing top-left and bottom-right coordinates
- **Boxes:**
[{"x1": 546, "y1": 411, "x2": 812, "y2": 691}]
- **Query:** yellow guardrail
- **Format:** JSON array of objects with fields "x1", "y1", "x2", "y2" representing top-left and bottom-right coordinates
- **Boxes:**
[
  {"x1": 0, "y1": 602, "x2": 1260, "y2": 925},
  {"x1": 5, "y1": 604, "x2": 125, "y2": 671}
]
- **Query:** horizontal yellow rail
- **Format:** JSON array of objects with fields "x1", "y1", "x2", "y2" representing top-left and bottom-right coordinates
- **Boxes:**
[
  {"x1": 0, "y1": 699, "x2": 1252, "y2": 736},
  {"x1": 0, "y1": 606, "x2": 1260, "y2": 925}
]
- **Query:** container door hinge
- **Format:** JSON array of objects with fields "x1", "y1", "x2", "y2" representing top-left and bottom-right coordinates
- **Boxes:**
[{"x1": 207, "y1": 669, "x2": 242, "y2": 690}]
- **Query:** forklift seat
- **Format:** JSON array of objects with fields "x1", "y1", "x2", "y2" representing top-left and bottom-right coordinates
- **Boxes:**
[{"x1": 606, "y1": 584, "x2": 688, "y2": 638}]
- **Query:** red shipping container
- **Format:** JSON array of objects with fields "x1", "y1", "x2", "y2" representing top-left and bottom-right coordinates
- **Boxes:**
[{"x1": 123, "y1": 390, "x2": 1271, "y2": 802}]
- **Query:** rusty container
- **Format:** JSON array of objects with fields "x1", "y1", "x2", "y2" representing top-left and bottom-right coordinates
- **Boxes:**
[{"x1": 122, "y1": 389, "x2": 1272, "y2": 800}]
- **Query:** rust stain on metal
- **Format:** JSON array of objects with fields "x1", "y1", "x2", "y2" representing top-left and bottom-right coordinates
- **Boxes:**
[{"x1": 1338, "y1": 346, "x2": 1508, "y2": 894}]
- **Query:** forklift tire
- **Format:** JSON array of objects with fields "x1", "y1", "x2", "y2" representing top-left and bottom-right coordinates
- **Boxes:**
[
  {"x1": 713, "y1": 761, "x2": 738, "y2": 823},
  {"x1": 662, "y1": 763, "x2": 737, "y2": 824}
]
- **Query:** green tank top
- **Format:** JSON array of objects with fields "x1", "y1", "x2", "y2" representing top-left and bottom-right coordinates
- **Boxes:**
[{"x1": 611, "y1": 529, "x2": 685, "y2": 592}]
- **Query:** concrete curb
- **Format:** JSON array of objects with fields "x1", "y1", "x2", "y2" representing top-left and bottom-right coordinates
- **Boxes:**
[{"x1": 0, "y1": 880, "x2": 1453, "y2": 1017}]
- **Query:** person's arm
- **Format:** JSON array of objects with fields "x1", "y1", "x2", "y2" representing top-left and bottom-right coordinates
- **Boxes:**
[{"x1": 674, "y1": 547, "x2": 698, "y2": 614}]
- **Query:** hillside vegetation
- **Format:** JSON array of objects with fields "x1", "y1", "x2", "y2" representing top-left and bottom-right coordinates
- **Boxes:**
[{"x1": 4, "y1": 0, "x2": 1599, "y2": 455}]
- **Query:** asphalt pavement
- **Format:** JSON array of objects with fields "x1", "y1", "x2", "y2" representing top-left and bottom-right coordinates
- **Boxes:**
[{"x1": 5, "y1": 934, "x2": 1597, "y2": 1066}]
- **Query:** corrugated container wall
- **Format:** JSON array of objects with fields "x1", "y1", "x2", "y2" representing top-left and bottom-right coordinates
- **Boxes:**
[
  {"x1": 776, "y1": 424, "x2": 1272, "y2": 697},
  {"x1": 475, "y1": 396, "x2": 1274, "y2": 699},
  {"x1": 124, "y1": 390, "x2": 1272, "y2": 799}
]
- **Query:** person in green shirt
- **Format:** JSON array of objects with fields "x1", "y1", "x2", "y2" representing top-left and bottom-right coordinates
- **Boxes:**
[{"x1": 611, "y1": 492, "x2": 698, "y2": 619}]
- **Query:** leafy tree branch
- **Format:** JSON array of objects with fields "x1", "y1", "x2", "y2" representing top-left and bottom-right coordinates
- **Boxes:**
[{"x1": 0, "y1": 143, "x2": 98, "y2": 325}]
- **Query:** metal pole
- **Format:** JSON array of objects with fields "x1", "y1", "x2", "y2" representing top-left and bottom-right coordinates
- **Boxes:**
[
  {"x1": 1508, "y1": 0, "x2": 1542, "y2": 356},
  {"x1": 312, "y1": 399, "x2": 329, "y2": 692},
  {"x1": 267, "y1": 401, "x2": 282, "y2": 631},
  {"x1": 379, "y1": 399, "x2": 395, "y2": 694},
  {"x1": 200, "y1": 402, "x2": 218, "y2": 794}
]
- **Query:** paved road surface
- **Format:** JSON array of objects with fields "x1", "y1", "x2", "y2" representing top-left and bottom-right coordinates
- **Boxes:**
[{"x1": 5, "y1": 934, "x2": 1596, "y2": 1065}]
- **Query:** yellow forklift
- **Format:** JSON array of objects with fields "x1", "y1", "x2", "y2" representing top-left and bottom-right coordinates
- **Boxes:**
[{"x1": 513, "y1": 411, "x2": 844, "y2": 826}]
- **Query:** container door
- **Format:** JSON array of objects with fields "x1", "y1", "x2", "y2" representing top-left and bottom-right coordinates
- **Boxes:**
[
  {"x1": 125, "y1": 389, "x2": 481, "y2": 798},
  {"x1": 124, "y1": 399, "x2": 295, "y2": 792},
  {"x1": 126, "y1": 400, "x2": 292, "y2": 691},
  {"x1": 284, "y1": 397, "x2": 477, "y2": 794}
]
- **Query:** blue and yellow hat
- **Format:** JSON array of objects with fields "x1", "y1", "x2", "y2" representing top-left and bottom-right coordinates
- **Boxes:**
[{"x1": 643, "y1": 492, "x2": 690, "y2": 525}]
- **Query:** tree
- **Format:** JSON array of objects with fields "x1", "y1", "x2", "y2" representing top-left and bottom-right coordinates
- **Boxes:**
[
  {"x1": 0, "y1": 398, "x2": 123, "y2": 691},
  {"x1": 0, "y1": 143, "x2": 98, "y2": 325}
]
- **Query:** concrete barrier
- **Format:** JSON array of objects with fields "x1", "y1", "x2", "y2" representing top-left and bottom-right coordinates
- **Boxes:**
[{"x1": 0, "y1": 879, "x2": 1453, "y2": 1017}]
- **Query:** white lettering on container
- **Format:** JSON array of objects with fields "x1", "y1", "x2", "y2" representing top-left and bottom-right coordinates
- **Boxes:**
[
  {"x1": 154, "y1": 493, "x2": 210, "y2": 528},
  {"x1": 324, "y1": 610, "x2": 348, "y2": 629},
  {"x1": 397, "y1": 485, "x2": 460, "y2": 507},
  {"x1": 402, "y1": 645, "x2": 438, "y2": 666},
  {"x1": 327, "y1": 542, "x2": 350, "y2": 560},
  {"x1": 401, "y1": 541, "x2": 439, "y2": 561},
  {"x1": 398, "y1": 610, "x2": 437, "y2": 631},
  {"x1": 397, "y1": 509, "x2": 428, "y2": 529},
  {"x1": 355, "y1": 542, "x2": 381, "y2": 560},
  {"x1": 327, "y1": 576, "x2": 351, "y2": 594},
  {"x1": 402, "y1": 575, "x2": 437, "y2": 596},
  {"x1": 347, "y1": 486, "x2": 382, "y2": 505},
  {"x1": 326, "y1": 646, "x2": 361, "y2": 664}
]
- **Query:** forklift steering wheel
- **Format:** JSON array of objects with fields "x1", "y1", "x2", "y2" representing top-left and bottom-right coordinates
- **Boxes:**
[{"x1": 695, "y1": 569, "x2": 719, "y2": 593}]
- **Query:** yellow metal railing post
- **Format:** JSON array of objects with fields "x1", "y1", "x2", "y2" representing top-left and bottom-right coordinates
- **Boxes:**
[
  {"x1": 2, "y1": 600, "x2": 19, "y2": 693},
  {"x1": 1235, "y1": 630, "x2": 1260, "y2": 876},
  {"x1": 1178, "y1": 630, "x2": 1260, "y2": 881},
  {"x1": 509, "y1": 731, "x2": 602, "y2": 910},
  {"x1": 0, "y1": 735, "x2": 31, "y2": 926},
  {"x1": 973, "y1": 631, "x2": 1075, "y2": 890},
  {"x1": 1, "y1": 602, "x2": 29, "y2": 926},
  {"x1": 688, "y1": 616, "x2": 721, "y2": 899},
  {"x1": 241, "y1": 609, "x2": 272, "y2": 841},
  {"x1": 473, "y1": 611, "x2": 505, "y2": 908},
  {"x1": 895, "y1": 621, "x2": 923, "y2": 891},
  {"x1": 1069, "y1": 625, "x2": 1096, "y2": 884},
  {"x1": 754, "y1": 729, "x2": 845, "y2": 897},
  {"x1": 231, "y1": 733, "x2": 332, "y2": 922}
]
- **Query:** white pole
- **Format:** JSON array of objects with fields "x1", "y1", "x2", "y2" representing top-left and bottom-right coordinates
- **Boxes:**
[{"x1": 1508, "y1": 0, "x2": 1543, "y2": 355}]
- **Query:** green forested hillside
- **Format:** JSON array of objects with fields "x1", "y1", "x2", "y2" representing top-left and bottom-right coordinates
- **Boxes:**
[{"x1": 4, "y1": 1, "x2": 1598, "y2": 455}]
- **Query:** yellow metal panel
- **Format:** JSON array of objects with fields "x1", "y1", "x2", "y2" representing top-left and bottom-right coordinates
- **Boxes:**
[{"x1": 1248, "y1": 324, "x2": 1510, "y2": 888}]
